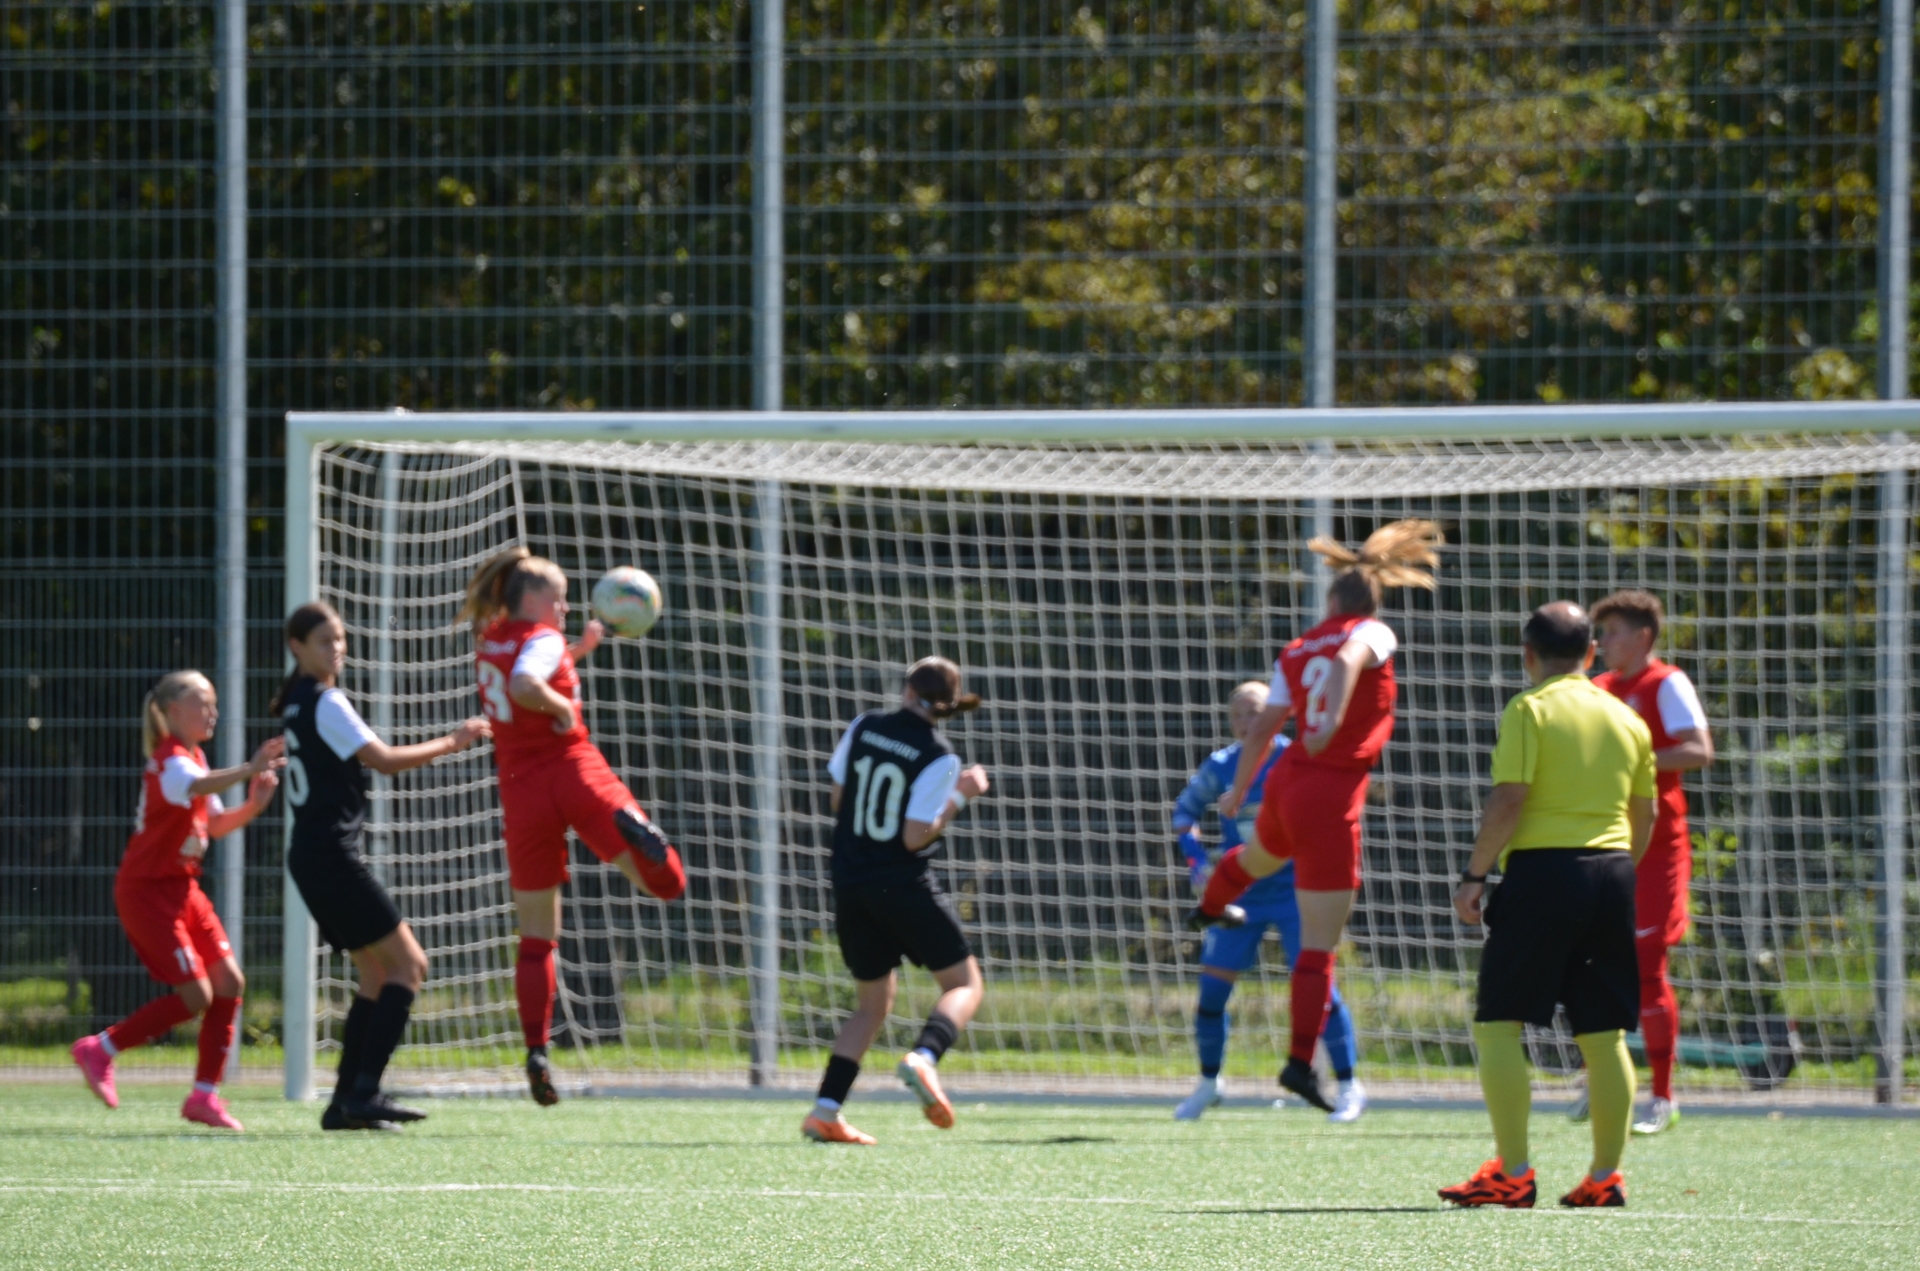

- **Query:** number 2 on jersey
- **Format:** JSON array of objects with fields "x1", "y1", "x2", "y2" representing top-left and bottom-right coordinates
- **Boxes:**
[
  {"x1": 1301, "y1": 655, "x2": 1335, "y2": 731},
  {"x1": 848, "y1": 754, "x2": 907, "y2": 842},
  {"x1": 477, "y1": 661, "x2": 515, "y2": 722}
]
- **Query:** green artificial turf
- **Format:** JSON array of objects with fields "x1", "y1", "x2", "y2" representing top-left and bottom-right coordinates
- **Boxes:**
[{"x1": 1, "y1": 1085, "x2": 1913, "y2": 1270}]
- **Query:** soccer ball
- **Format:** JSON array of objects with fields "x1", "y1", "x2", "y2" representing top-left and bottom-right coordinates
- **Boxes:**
[{"x1": 591, "y1": 566, "x2": 664, "y2": 638}]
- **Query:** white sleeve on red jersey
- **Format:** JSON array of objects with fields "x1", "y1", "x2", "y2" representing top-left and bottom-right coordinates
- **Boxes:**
[
  {"x1": 511, "y1": 631, "x2": 566, "y2": 681},
  {"x1": 316, "y1": 688, "x2": 381, "y2": 761},
  {"x1": 1266, "y1": 659, "x2": 1292, "y2": 707},
  {"x1": 826, "y1": 720, "x2": 858, "y2": 784},
  {"x1": 906, "y1": 753, "x2": 963, "y2": 823},
  {"x1": 1656, "y1": 671, "x2": 1708, "y2": 735},
  {"x1": 159, "y1": 753, "x2": 208, "y2": 807},
  {"x1": 208, "y1": 793, "x2": 225, "y2": 815},
  {"x1": 1347, "y1": 619, "x2": 1399, "y2": 667}
]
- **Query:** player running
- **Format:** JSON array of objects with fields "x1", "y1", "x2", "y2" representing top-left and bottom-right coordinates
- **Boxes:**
[
  {"x1": 278, "y1": 601, "x2": 491, "y2": 1131},
  {"x1": 802, "y1": 657, "x2": 991, "y2": 1145},
  {"x1": 1194, "y1": 519, "x2": 1443, "y2": 1114},
  {"x1": 71, "y1": 671, "x2": 284, "y2": 1130},
  {"x1": 1587, "y1": 589, "x2": 1713, "y2": 1136},
  {"x1": 460, "y1": 548, "x2": 688, "y2": 1106},
  {"x1": 1172, "y1": 681, "x2": 1366, "y2": 1123}
]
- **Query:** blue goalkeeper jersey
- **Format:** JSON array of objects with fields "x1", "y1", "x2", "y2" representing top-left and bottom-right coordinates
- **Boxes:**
[{"x1": 1173, "y1": 739, "x2": 1291, "y2": 906}]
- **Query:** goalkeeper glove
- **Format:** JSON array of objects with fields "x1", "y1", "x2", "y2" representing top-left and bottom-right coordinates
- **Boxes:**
[{"x1": 1177, "y1": 829, "x2": 1208, "y2": 891}]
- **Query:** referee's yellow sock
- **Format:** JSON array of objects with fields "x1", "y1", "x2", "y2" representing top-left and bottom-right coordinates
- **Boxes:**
[
  {"x1": 1576, "y1": 1029, "x2": 1635, "y2": 1176},
  {"x1": 1471, "y1": 1020, "x2": 1531, "y2": 1173}
]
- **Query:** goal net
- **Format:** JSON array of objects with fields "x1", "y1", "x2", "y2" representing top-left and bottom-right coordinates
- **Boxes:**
[{"x1": 291, "y1": 409, "x2": 1918, "y2": 1106}]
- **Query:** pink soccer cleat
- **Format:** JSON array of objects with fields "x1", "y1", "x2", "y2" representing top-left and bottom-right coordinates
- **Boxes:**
[
  {"x1": 71, "y1": 1035, "x2": 119, "y2": 1110},
  {"x1": 181, "y1": 1088, "x2": 245, "y2": 1132}
]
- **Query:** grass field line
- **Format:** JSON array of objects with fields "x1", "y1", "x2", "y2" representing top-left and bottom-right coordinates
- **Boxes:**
[{"x1": 0, "y1": 1176, "x2": 1909, "y2": 1228}]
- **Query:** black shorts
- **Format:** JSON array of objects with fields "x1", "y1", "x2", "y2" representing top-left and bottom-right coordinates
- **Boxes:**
[
  {"x1": 1476, "y1": 848, "x2": 1639, "y2": 1036},
  {"x1": 833, "y1": 874, "x2": 973, "y2": 983},
  {"x1": 287, "y1": 842, "x2": 404, "y2": 953}
]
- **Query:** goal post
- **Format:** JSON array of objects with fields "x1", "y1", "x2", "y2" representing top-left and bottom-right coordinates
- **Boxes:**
[{"x1": 283, "y1": 403, "x2": 1920, "y2": 1106}]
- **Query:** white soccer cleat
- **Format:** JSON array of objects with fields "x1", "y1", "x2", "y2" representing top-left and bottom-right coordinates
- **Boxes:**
[
  {"x1": 1566, "y1": 1081, "x2": 1590, "y2": 1124},
  {"x1": 1327, "y1": 1078, "x2": 1368, "y2": 1124},
  {"x1": 1632, "y1": 1096, "x2": 1679, "y2": 1136},
  {"x1": 1174, "y1": 1075, "x2": 1224, "y2": 1120}
]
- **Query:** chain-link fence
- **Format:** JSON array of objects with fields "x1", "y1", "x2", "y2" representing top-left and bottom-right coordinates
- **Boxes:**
[{"x1": 4, "y1": 0, "x2": 1913, "y2": 1073}]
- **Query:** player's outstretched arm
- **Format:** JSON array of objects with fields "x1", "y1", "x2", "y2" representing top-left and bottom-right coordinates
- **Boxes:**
[
  {"x1": 207, "y1": 768, "x2": 280, "y2": 838},
  {"x1": 356, "y1": 717, "x2": 493, "y2": 776},
  {"x1": 187, "y1": 736, "x2": 287, "y2": 798},
  {"x1": 903, "y1": 764, "x2": 989, "y2": 852},
  {"x1": 567, "y1": 619, "x2": 606, "y2": 662},
  {"x1": 1219, "y1": 702, "x2": 1287, "y2": 818}
]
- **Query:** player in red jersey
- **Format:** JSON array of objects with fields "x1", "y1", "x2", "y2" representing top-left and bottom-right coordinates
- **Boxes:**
[
  {"x1": 459, "y1": 548, "x2": 688, "y2": 1104},
  {"x1": 1195, "y1": 520, "x2": 1444, "y2": 1112},
  {"x1": 71, "y1": 670, "x2": 284, "y2": 1130},
  {"x1": 1590, "y1": 590, "x2": 1713, "y2": 1136}
]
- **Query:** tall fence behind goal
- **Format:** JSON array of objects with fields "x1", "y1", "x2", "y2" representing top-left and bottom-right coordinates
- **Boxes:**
[{"x1": 288, "y1": 406, "x2": 1919, "y2": 1105}]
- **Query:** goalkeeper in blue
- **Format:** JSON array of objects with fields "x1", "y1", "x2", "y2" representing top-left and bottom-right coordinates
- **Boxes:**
[{"x1": 1174, "y1": 681, "x2": 1367, "y2": 1123}]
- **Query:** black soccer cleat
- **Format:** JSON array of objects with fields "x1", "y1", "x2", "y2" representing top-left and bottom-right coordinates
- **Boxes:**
[
  {"x1": 321, "y1": 1101, "x2": 401, "y2": 1133},
  {"x1": 526, "y1": 1046, "x2": 560, "y2": 1107},
  {"x1": 340, "y1": 1090, "x2": 427, "y2": 1125},
  {"x1": 1185, "y1": 904, "x2": 1246, "y2": 932},
  {"x1": 1279, "y1": 1056, "x2": 1334, "y2": 1113},
  {"x1": 614, "y1": 806, "x2": 672, "y2": 865}
]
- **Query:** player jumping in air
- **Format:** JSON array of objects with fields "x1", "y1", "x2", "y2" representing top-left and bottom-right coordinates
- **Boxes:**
[
  {"x1": 1195, "y1": 520, "x2": 1444, "y2": 1114},
  {"x1": 803, "y1": 657, "x2": 992, "y2": 1145},
  {"x1": 1588, "y1": 589, "x2": 1713, "y2": 1136},
  {"x1": 1173, "y1": 681, "x2": 1366, "y2": 1123},
  {"x1": 279, "y1": 602, "x2": 491, "y2": 1131},
  {"x1": 71, "y1": 671, "x2": 284, "y2": 1130},
  {"x1": 461, "y1": 548, "x2": 688, "y2": 1105}
]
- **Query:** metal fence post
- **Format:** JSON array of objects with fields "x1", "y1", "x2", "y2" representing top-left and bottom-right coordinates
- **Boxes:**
[
  {"x1": 281, "y1": 426, "x2": 319, "y2": 1101},
  {"x1": 214, "y1": 0, "x2": 248, "y2": 1081},
  {"x1": 1304, "y1": 0, "x2": 1337, "y2": 409},
  {"x1": 750, "y1": 478, "x2": 785, "y2": 1085},
  {"x1": 752, "y1": 0, "x2": 784, "y2": 412}
]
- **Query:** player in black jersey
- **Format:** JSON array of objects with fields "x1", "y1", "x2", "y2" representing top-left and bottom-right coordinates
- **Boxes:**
[
  {"x1": 803, "y1": 657, "x2": 991, "y2": 1145},
  {"x1": 276, "y1": 602, "x2": 491, "y2": 1131}
]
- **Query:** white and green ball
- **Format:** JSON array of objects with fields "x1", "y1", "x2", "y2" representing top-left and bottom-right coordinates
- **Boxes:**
[{"x1": 591, "y1": 566, "x2": 664, "y2": 638}]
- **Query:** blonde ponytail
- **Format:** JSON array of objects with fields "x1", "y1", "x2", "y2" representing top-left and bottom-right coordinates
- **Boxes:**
[
  {"x1": 1312, "y1": 519, "x2": 1445, "y2": 615},
  {"x1": 458, "y1": 547, "x2": 568, "y2": 637},
  {"x1": 142, "y1": 670, "x2": 214, "y2": 756}
]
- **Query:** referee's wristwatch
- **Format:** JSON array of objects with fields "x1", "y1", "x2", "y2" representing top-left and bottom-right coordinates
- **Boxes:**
[{"x1": 1457, "y1": 869, "x2": 1488, "y2": 886}]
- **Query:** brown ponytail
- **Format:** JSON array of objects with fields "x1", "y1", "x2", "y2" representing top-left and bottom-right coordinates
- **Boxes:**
[
  {"x1": 142, "y1": 670, "x2": 214, "y2": 757},
  {"x1": 1311, "y1": 519, "x2": 1445, "y2": 616},
  {"x1": 273, "y1": 601, "x2": 344, "y2": 714},
  {"x1": 906, "y1": 656, "x2": 982, "y2": 720},
  {"x1": 457, "y1": 547, "x2": 568, "y2": 637}
]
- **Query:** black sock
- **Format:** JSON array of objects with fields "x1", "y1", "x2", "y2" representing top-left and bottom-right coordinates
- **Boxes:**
[
  {"x1": 350, "y1": 984, "x2": 416, "y2": 1099},
  {"x1": 817, "y1": 1054, "x2": 861, "y2": 1106},
  {"x1": 913, "y1": 1011, "x2": 960, "y2": 1063},
  {"x1": 1334, "y1": 1065, "x2": 1354, "y2": 1083},
  {"x1": 332, "y1": 995, "x2": 376, "y2": 1105}
]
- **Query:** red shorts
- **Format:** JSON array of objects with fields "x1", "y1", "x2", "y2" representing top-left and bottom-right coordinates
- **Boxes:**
[
  {"x1": 1634, "y1": 823, "x2": 1693, "y2": 948},
  {"x1": 115, "y1": 874, "x2": 232, "y2": 986},
  {"x1": 497, "y1": 743, "x2": 659, "y2": 893},
  {"x1": 1252, "y1": 754, "x2": 1371, "y2": 891}
]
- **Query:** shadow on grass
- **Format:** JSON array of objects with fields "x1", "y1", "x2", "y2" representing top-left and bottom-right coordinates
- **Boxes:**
[
  {"x1": 976, "y1": 1135, "x2": 1117, "y2": 1145},
  {"x1": 1187, "y1": 1205, "x2": 1456, "y2": 1216}
]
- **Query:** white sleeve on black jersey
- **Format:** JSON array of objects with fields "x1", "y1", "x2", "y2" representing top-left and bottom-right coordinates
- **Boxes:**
[
  {"x1": 316, "y1": 689, "x2": 381, "y2": 761},
  {"x1": 906, "y1": 754, "x2": 963, "y2": 823},
  {"x1": 826, "y1": 720, "x2": 858, "y2": 784}
]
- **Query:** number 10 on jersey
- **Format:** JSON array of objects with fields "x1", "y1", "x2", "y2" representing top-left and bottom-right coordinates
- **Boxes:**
[{"x1": 848, "y1": 756, "x2": 907, "y2": 842}]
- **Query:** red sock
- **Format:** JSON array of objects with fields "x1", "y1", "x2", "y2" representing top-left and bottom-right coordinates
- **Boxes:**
[
  {"x1": 516, "y1": 937, "x2": 558, "y2": 1050},
  {"x1": 1641, "y1": 976, "x2": 1678, "y2": 1101},
  {"x1": 194, "y1": 996, "x2": 241, "y2": 1085},
  {"x1": 1289, "y1": 950, "x2": 1335, "y2": 1064},
  {"x1": 105, "y1": 993, "x2": 195, "y2": 1054},
  {"x1": 1200, "y1": 846, "x2": 1256, "y2": 916}
]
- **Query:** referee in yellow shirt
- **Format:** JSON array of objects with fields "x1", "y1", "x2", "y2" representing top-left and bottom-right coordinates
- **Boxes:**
[{"x1": 1439, "y1": 601, "x2": 1656, "y2": 1210}]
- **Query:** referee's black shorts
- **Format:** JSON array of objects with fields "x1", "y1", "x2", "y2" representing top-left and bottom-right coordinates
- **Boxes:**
[
  {"x1": 287, "y1": 841, "x2": 404, "y2": 954},
  {"x1": 834, "y1": 874, "x2": 973, "y2": 983},
  {"x1": 1475, "y1": 847, "x2": 1639, "y2": 1036}
]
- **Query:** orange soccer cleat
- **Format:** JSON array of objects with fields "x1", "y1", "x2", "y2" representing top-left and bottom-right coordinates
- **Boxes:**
[
  {"x1": 1438, "y1": 1159, "x2": 1536, "y2": 1209},
  {"x1": 1559, "y1": 1170, "x2": 1627, "y2": 1208},
  {"x1": 802, "y1": 1112, "x2": 877, "y2": 1145},
  {"x1": 897, "y1": 1051, "x2": 955, "y2": 1129}
]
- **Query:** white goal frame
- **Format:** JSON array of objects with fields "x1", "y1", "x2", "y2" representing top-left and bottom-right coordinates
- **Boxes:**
[{"x1": 282, "y1": 401, "x2": 1920, "y2": 1103}]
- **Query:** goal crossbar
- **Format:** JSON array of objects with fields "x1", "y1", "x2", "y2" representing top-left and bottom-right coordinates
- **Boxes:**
[{"x1": 281, "y1": 403, "x2": 1920, "y2": 1104}]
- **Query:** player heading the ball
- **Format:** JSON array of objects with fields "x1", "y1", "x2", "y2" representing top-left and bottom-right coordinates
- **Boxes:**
[
  {"x1": 72, "y1": 671, "x2": 285, "y2": 1131},
  {"x1": 1196, "y1": 519, "x2": 1444, "y2": 1114},
  {"x1": 278, "y1": 601, "x2": 492, "y2": 1132},
  {"x1": 803, "y1": 657, "x2": 991, "y2": 1146},
  {"x1": 461, "y1": 547, "x2": 688, "y2": 1106}
]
